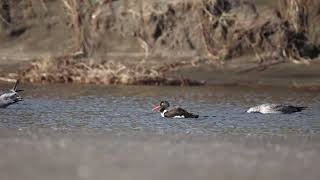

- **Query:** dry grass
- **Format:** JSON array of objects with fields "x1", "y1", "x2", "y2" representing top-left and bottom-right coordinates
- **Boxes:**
[
  {"x1": 277, "y1": 0, "x2": 320, "y2": 61},
  {"x1": 61, "y1": 0, "x2": 79, "y2": 52},
  {"x1": 30, "y1": 0, "x2": 320, "y2": 78},
  {"x1": 63, "y1": 0, "x2": 318, "y2": 63},
  {"x1": 3, "y1": 0, "x2": 320, "y2": 83},
  {"x1": 18, "y1": 55, "x2": 205, "y2": 86},
  {"x1": 61, "y1": 0, "x2": 97, "y2": 56},
  {"x1": 0, "y1": 0, "x2": 11, "y2": 31},
  {"x1": 197, "y1": 0, "x2": 319, "y2": 72},
  {"x1": 278, "y1": 0, "x2": 310, "y2": 33}
]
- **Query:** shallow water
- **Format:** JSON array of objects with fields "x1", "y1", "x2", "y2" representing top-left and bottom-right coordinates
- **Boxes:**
[
  {"x1": 1, "y1": 83, "x2": 320, "y2": 180},
  {"x1": 0, "y1": 83, "x2": 319, "y2": 136}
]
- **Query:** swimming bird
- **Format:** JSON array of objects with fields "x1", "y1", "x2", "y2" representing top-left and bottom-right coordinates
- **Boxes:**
[
  {"x1": 247, "y1": 103, "x2": 306, "y2": 114},
  {"x1": 152, "y1": 101, "x2": 199, "y2": 118},
  {"x1": 0, "y1": 80, "x2": 23, "y2": 108}
]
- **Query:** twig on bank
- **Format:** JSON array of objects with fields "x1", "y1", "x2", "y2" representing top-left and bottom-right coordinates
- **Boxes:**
[
  {"x1": 238, "y1": 58, "x2": 286, "y2": 73},
  {"x1": 0, "y1": 14, "x2": 10, "y2": 25}
]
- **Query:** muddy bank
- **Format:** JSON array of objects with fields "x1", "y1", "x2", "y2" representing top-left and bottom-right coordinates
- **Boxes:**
[{"x1": 0, "y1": 0, "x2": 320, "y2": 86}]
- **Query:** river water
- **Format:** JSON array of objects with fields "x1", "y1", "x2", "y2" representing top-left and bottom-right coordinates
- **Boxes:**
[{"x1": 0, "y1": 83, "x2": 320, "y2": 180}]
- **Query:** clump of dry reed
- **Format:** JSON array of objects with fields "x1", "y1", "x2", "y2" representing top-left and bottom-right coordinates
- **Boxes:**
[
  {"x1": 277, "y1": 0, "x2": 320, "y2": 60},
  {"x1": 61, "y1": 0, "x2": 82, "y2": 54},
  {"x1": 61, "y1": 0, "x2": 100, "y2": 56},
  {"x1": 199, "y1": 0, "x2": 257, "y2": 60},
  {"x1": 199, "y1": 0, "x2": 320, "y2": 72},
  {"x1": 19, "y1": 55, "x2": 205, "y2": 86},
  {"x1": 0, "y1": 0, "x2": 11, "y2": 31}
]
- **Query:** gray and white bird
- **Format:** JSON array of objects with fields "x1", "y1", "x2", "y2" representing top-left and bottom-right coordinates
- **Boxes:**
[
  {"x1": 0, "y1": 80, "x2": 23, "y2": 108},
  {"x1": 247, "y1": 103, "x2": 306, "y2": 114}
]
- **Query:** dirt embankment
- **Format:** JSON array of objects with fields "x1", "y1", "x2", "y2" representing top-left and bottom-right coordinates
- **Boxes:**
[{"x1": 0, "y1": 0, "x2": 320, "y2": 86}]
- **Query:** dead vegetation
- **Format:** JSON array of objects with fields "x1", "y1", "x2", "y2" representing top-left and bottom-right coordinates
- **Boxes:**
[
  {"x1": 16, "y1": 55, "x2": 205, "y2": 86},
  {"x1": 0, "y1": 0, "x2": 11, "y2": 36},
  {"x1": 61, "y1": 0, "x2": 99, "y2": 56},
  {"x1": 81, "y1": 0, "x2": 320, "y2": 66},
  {"x1": 200, "y1": 0, "x2": 320, "y2": 72},
  {"x1": 1, "y1": 0, "x2": 320, "y2": 85}
]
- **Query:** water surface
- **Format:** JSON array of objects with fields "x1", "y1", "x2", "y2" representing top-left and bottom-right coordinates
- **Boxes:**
[
  {"x1": 0, "y1": 83, "x2": 319, "y2": 136},
  {"x1": 1, "y1": 83, "x2": 320, "y2": 180}
]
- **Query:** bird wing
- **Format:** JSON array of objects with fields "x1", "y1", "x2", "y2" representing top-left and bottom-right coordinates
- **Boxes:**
[
  {"x1": 269, "y1": 104, "x2": 284, "y2": 110},
  {"x1": 164, "y1": 107, "x2": 188, "y2": 117},
  {"x1": 272, "y1": 104, "x2": 305, "y2": 113}
]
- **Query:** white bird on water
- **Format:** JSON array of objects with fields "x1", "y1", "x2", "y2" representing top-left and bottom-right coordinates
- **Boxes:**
[
  {"x1": 0, "y1": 80, "x2": 23, "y2": 108},
  {"x1": 247, "y1": 103, "x2": 306, "y2": 114}
]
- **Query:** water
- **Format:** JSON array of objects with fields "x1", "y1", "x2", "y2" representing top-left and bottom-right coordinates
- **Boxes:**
[
  {"x1": 0, "y1": 83, "x2": 319, "y2": 136},
  {"x1": 1, "y1": 83, "x2": 320, "y2": 180}
]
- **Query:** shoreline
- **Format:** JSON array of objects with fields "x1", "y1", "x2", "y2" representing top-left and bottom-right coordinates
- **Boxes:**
[{"x1": 1, "y1": 53, "x2": 320, "y2": 90}]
